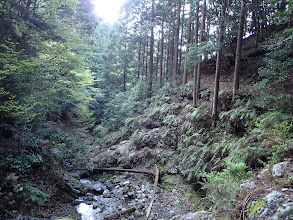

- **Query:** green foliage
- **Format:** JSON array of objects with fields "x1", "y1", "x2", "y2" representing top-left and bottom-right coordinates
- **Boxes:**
[
  {"x1": 218, "y1": 89, "x2": 233, "y2": 111},
  {"x1": 186, "y1": 106, "x2": 208, "y2": 121},
  {"x1": 99, "y1": 80, "x2": 149, "y2": 131},
  {"x1": 250, "y1": 111, "x2": 293, "y2": 141},
  {"x1": 184, "y1": 188, "x2": 202, "y2": 208},
  {"x1": 248, "y1": 199, "x2": 265, "y2": 215},
  {"x1": 163, "y1": 115, "x2": 182, "y2": 128},
  {"x1": 257, "y1": 28, "x2": 293, "y2": 113},
  {"x1": 272, "y1": 121, "x2": 293, "y2": 139},
  {"x1": 0, "y1": 153, "x2": 47, "y2": 213},
  {"x1": 270, "y1": 141, "x2": 293, "y2": 162},
  {"x1": 46, "y1": 126, "x2": 92, "y2": 170},
  {"x1": 220, "y1": 99, "x2": 257, "y2": 134},
  {"x1": 0, "y1": 153, "x2": 43, "y2": 174},
  {"x1": 251, "y1": 111, "x2": 292, "y2": 131},
  {"x1": 21, "y1": 184, "x2": 48, "y2": 204},
  {"x1": 201, "y1": 162, "x2": 250, "y2": 211},
  {"x1": 248, "y1": 111, "x2": 293, "y2": 162},
  {"x1": 265, "y1": 0, "x2": 293, "y2": 24}
]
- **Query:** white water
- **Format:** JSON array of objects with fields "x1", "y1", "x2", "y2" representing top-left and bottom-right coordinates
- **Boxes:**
[{"x1": 77, "y1": 203, "x2": 103, "y2": 220}]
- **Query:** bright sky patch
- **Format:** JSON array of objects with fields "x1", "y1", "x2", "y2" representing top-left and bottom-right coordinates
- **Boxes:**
[{"x1": 92, "y1": 0, "x2": 126, "y2": 23}]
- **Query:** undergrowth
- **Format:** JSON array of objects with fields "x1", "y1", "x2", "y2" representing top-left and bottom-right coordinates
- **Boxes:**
[
  {"x1": 0, "y1": 152, "x2": 48, "y2": 214},
  {"x1": 94, "y1": 81, "x2": 293, "y2": 214}
]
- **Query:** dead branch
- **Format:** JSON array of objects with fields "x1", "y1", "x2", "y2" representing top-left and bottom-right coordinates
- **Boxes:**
[
  {"x1": 144, "y1": 165, "x2": 159, "y2": 220},
  {"x1": 93, "y1": 167, "x2": 155, "y2": 176},
  {"x1": 104, "y1": 206, "x2": 136, "y2": 219}
]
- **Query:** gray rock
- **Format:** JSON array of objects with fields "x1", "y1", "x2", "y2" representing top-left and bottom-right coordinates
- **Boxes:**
[
  {"x1": 248, "y1": 191, "x2": 293, "y2": 220},
  {"x1": 258, "y1": 168, "x2": 269, "y2": 178},
  {"x1": 116, "y1": 140, "x2": 133, "y2": 156},
  {"x1": 127, "y1": 191, "x2": 135, "y2": 198},
  {"x1": 94, "y1": 187, "x2": 104, "y2": 195},
  {"x1": 272, "y1": 202, "x2": 293, "y2": 220},
  {"x1": 272, "y1": 161, "x2": 289, "y2": 177},
  {"x1": 172, "y1": 211, "x2": 213, "y2": 220},
  {"x1": 240, "y1": 180, "x2": 257, "y2": 189},
  {"x1": 122, "y1": 180, "x2": 131, "y2": 186}
]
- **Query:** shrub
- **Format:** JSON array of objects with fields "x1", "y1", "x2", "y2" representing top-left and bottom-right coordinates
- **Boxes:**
[{"x1": 0, "y1": 153, "x2": 47, "y2": 213}]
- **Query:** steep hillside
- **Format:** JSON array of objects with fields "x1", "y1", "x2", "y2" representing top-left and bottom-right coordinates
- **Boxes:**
[{"x1": 91, "y1": 26, "x2": 293, "y2": 219}]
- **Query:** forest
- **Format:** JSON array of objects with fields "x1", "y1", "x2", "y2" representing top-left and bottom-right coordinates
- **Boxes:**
[{"x1": 0, "y1": 0, "x2": 293, "y2": 219}]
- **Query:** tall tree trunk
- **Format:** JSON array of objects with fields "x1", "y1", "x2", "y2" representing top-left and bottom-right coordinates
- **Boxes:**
[
  {"x1": 160, "y1": 17, "x2": 164, "y2": 88},
  {"x1": 194, "y1": 0, "x2": 206, "y2": 107},
  {"x1": 155, "y1": 40, "x2": 160, "y2": 82},
  {"x1": 145, "y1": 41, "x2": 149, "y2": 80},
  {"x1": 172, "y1": 0, "x2": 182, "y2": 87},
  {"x1": 166, "y1": 28, "x2": 171, "y2": 82},
  {"x1": 178, "y1": 2, "x2": 185, "y2": 77},
  {"x1": 193, "y1": 1, "x2": 200, "y2": 107},
  {"x1": 137, "y1": 39, "x2": 142, "y2": 80},
  {"x1": 123, "y1": 44, "x2": 127, "y2": 92},
  {"x1": 183, "y1": 21, "x2": 191, "y2": 84},
  {"x1": 148, "y1": 0, "x2": 155, "y2": 98},
  {"x1": 142, "y1": 40, "x2": 146, "y2": 79},
  {"x1": 233, "y1": 0, "x2": 246, "y2": 100},
  {"x1": 212, "y1": 0, "x2": 228, "y2": 122},
  {"x1": 123, "y1": 67, "x2": 126, "y2": 92}
]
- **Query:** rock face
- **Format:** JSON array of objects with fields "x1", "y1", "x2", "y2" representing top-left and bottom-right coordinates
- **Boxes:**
[{"x1": 248, "y1": 191, "x2": 293, "y2": 220}]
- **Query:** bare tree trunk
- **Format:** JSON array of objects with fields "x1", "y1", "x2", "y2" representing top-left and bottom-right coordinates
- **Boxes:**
[
  {"x1": 123, "y1": 67, "x2": 126, "y2": 92},
  {"x1": 142, "y1": 40, "x2": 146, "y2": 79},
  {"x1": 194, "y1": 0, "x2": 206, "y2": 107},
  {"x1": 123, "y1": 44, "x2": 127, "y2": 92},
  {"x1": 172, "y1": 0, "x2": 182, "y2": 87},
  {"x1": 155, "y1": 41, "x2": 160, "y2": 82},
  {"x1": 137, "y1": 39, "x2": 142, "y2": 80},
  {"x1": 183, "y1": 21, "x2": 191, "y2": 84},
  {"x1": 145, "y1": 41, "x2": 149, "y2": 80},
  {"x1": 233, "y1": 0, "x2": 246, "y2": 100},
  {"x1": 178, "y1": 2, "x2": 185, "y2": 77},
  {"x1": 148, "y1": 0, "x2": 155, "y2": 98},
  {"x1": 166, "y1": 29, "x2": 171, "y2": 82},
  {"x1": 160, "y1": 17, "x2": 164, "y2": 88},
  {"x1": 212, "y1": 0, "x2": 228, "y2": 122},
  {"x1": 193, "y1": 1, "x2": 200, "y2": 107}
]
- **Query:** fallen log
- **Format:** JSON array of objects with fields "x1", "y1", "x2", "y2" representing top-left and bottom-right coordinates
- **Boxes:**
[
  {"x1": 104, "y1": 206, "x2": 136, "y2": 219},
  {"x1": 144, "y1": 165, "x2": 159, "y2": 220},
  {"x1": 93, "y1": 167, "x2": 155, "y2": 176}
]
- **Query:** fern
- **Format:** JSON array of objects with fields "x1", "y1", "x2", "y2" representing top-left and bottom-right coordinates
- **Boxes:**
[
  {"x1": 220, "y1": 99, "x2": 257, "y2": 133},
  {"x1": 163, "y1": 115, "x2": 182, "y2": 128},
  {"x1": 186, "y1": 106, "x2": 207, "y2": 121}
]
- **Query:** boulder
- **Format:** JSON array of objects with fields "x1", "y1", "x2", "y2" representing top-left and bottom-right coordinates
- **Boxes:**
[
  {"x1": 272, "y1": 161, "x2": 289, "y2": 177},
  {"x1": 248, "y1": 190, "x2": 293, "y2": 220},
  {"x1": 240, "y1": 180, "x2": 257, "y2": 189}
]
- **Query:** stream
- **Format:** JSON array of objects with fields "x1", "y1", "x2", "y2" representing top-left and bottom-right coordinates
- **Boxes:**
[{"x1": 76, "y1": 173, "x2": 195, "y2": 220}]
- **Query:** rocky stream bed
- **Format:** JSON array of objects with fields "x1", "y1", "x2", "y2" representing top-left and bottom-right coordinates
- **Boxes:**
[{"x1": 76, "y1": 172, "x2": 195, "y2": 220}]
